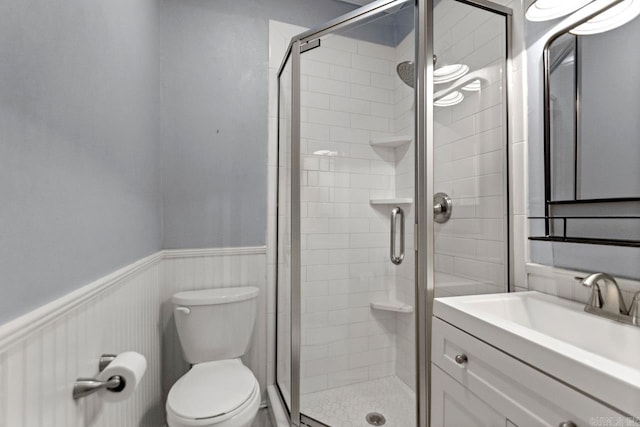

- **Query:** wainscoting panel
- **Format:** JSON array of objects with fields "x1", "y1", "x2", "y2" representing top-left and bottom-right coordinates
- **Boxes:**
[
  {"x1": 0, "y1": 246, "x2": 267, "y2": 426},
  {"x1": 0, "y1": 254, "x2": 164, "y2": 427},
  {"x1": 161, "y1": 247, "x2": 267, "y2": 403}
]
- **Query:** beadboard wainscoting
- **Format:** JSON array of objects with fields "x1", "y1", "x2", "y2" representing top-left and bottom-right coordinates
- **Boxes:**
[
  {"x1": 0, "y1": 254, "x2": 164, "y2": 427},
  {"x1": 0, "y1": 246, "x2": 267, "y2": 427},
  {"x1": 161, "y1": 247, "x2": 268, "y2": 404}
]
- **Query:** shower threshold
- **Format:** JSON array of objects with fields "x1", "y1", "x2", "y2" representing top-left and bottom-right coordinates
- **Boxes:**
[{"x1": 300, "y1": 376, "x2": 415, "y2": 427}]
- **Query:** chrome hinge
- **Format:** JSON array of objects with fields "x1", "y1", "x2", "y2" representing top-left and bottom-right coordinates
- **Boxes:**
[
  {"x1": 414, "y1": 223, "x2": 419, "y2": 252},
  {"x1": 300, "y1": 38, "x2": 321, "y2": 53}
]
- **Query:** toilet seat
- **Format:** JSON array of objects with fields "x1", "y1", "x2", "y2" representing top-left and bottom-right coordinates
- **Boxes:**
[{"x1": 167, "y1": 359, "x2": 259, "y2": 426}]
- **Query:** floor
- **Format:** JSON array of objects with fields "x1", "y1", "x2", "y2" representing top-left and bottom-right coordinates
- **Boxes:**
[
  {"x1": 252, "y1": 407, "x2": 274, "y2": 427},
  {"x1": 300, "y1": 376, "x2": 416, "y2": 427}
]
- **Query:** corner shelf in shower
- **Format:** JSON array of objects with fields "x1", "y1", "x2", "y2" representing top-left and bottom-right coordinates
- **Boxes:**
[
  {"x1": 370, "y1": 300, "x2": 414, "y2": 313},
  {"x1": 370, "y1": 198, "x2": 413, "y2": 205},
  {"x1": 369, "y1": 135, "x2": 412, "y2": 148}
]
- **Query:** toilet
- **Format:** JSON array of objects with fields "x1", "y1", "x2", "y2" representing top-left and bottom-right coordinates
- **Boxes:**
[{"x1": 166, "y1": 287, "x2": 260, "y2": 427}]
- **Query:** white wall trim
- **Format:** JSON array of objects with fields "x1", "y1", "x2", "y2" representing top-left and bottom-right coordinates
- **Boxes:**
[
  {"x1": 0, "y1": 252, "x2": 163, "y2": 350},
  {"x1": 162, "y1": 246, "x2": 267, "y2": 259},
  {"x1": 0, "y1": 246, "x2": 266, "y2": 351}
]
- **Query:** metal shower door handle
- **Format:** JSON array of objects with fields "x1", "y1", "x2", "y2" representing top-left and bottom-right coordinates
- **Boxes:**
[{"x1": 390, "y1": 207, "x2": 405, "y2": 265}]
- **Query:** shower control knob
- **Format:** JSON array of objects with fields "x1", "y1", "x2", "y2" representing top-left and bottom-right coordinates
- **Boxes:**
[
  {"x1": 434, "y1": 192, "x2": 452, "y2": 223},
  {"x1": 454, "y1": 354, "x2": 468, "y2": 365},
  {"x1": 558, "y1": 421, "x2": 577, "y2": 427}
]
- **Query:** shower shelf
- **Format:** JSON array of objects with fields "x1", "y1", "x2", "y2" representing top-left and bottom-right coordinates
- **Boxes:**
[
  {"x1": 370, "y1": 198, "x2": 413, "y2": 205},
  {"x1": 370, "y1": 135, "x2": 412, "y2": 148},
  {"x1": 370, "y1": 300, "x2": 413, "y2": 313}
]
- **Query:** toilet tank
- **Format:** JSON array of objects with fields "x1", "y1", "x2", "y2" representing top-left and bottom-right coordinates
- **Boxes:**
[{"x1": 172, "y1": 287, "x2": 259, "y2": 364}]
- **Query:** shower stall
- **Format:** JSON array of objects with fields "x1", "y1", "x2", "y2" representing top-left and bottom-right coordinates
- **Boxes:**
[{"x1": 275, "y1": 0, "x2": 512, "y2": 425}]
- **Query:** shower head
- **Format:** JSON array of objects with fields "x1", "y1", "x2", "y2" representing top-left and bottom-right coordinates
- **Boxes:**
[
  {"x1": 395, "y1": 56, "x2": 438, "y2": 89},
  {"x1": 396, "y1": 61, "x2": 414, "y2": 88}
]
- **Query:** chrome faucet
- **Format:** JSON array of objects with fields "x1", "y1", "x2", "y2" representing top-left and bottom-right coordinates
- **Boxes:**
[
  {"x1": 581, "y1": 273, "x2": 626, "y2": 314},
  {"x1": 630, "y1": 291, "x2": 640, "y2": 325},
  {"x1": 580, "y1": 273, "x2": 640, "y2": 327}
]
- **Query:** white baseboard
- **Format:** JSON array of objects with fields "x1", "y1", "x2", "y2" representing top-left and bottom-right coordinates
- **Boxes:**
[{"x1": 0, "y1": 252, "x2": 163, "y2": 350}]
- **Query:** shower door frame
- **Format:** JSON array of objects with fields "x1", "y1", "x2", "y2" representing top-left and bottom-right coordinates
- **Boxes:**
[
  {"x1": 276, "y1": 2, "x2": 421, "y2": 425},
  {"x1": 421, "y1": 1, "x2": 514, "y2": 424},
  {"x1": 274, "y1": 0, "x2": 514, "y2": 425}
]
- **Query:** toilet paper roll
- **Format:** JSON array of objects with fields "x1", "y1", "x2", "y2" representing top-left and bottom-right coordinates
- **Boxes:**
[{"x1": 97, "y1": 351, "x2": 147, "y2": 403}]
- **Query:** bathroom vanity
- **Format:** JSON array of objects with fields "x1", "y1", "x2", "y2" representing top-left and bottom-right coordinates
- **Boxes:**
[{"x1": 432, "y1": 292, "x2": 640, "y2": 427}]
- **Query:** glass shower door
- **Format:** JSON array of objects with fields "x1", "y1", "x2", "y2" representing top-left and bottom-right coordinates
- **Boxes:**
[
  {"x1": 296, "y1": 3, "x2": 417, "y2": 426},
  {"x1": 432, "y1": 0, "x2": 511, "y2": 297}
]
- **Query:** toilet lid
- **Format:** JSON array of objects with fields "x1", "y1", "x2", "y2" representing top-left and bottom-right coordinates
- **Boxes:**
[{"x1": 168, "y1": 360, "x2": 256, "y2": 420}]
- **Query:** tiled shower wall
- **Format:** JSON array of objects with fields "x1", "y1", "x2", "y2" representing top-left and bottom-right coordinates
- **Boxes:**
[
  {"x1": 433, "y1": 0, "x2": 510, "y2": 296},
  {"x1": 393, "y1": 31, "x2": 416, "y2": 392},
  {"x1": 267, "y1": 0, "x2": 529, "y2": 399},
  {"x1": 298, "y1": 33, "x2": 402, "y2": 394}
]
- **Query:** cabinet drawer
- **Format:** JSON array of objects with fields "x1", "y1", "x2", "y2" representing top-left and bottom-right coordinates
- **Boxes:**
[{"x1": 432, "y1": 317, "x2": 628, "y2": 427}]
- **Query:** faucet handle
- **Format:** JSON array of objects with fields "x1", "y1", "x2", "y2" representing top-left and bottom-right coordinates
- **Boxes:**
[
  {"x1": 579, "y1": 276, "x2": 603, "y2": 308},
  {"x1": 629, "y1": 291, "x2": 640, "y2": 325}
]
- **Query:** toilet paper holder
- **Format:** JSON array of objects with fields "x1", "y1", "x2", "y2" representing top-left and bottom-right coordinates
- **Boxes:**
[{"x1": 73, "y1": 354, "x2": 126, "y2": 400}]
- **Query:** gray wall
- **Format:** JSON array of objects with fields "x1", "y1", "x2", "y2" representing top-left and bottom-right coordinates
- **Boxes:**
[
  {"x1": 0, "y1": 0, "x2": 391, "y2": 323},
  {"x1": 0, "y1": 0, "x2": 162, "y2": 322},
  {"x1": 578, "y1": 18, "x2": 640, "y2": 199},
  {"x1": 159, "y1": 0, "x2": 359, "y2": 249},
  {"x1": 526, "y1": 16, "x2": 640, "y2": 279}
]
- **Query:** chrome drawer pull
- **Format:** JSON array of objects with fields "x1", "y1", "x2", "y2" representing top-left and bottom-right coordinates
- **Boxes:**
[{"x1": 454, "y1": 354, "x2": 468, "y2": 365}]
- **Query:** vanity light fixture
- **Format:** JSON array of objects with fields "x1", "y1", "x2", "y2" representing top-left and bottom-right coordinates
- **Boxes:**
[
  {"x1": 570, "y1": 0, "x2": 640, "y2": 34},
  {"x1": 434, "y1": 91, "x2": 464, "y2": 107},
  {"x1": 434, "y1": 64, "x2": 469, "y2": 84},
  {"x1": 525, "y1": 0, "x2": 593, "y2": 22}
]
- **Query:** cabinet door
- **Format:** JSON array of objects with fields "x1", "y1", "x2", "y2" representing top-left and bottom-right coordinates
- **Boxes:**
[
  {"x1": 431, "y1": 365, "x2": 507, "y2": 427},
  {"x1": 432, "y1": 318, "x2": 628, "y2": 427}
]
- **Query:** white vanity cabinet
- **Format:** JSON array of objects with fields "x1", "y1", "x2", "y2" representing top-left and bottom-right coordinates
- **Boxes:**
[{"x1": 431, "y1": 317, "x2": 629, "y2": 427}]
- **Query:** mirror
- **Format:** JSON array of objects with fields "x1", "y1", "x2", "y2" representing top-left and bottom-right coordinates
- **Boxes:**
[{"x1": 539, "y1": 10, "x2": 640, "y2": 246}]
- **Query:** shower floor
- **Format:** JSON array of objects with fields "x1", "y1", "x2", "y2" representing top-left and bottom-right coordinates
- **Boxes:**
[{"x1": 300, "y1": 376, "x2": 415, "y2": 427}]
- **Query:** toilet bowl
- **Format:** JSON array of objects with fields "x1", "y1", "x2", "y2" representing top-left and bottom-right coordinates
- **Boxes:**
[
  {"x1": 166, "y1": 287, "x2": 260, "y2": 427},
  {"x1": 166, "y1": 359, "x2": 260, "y2": 427}
]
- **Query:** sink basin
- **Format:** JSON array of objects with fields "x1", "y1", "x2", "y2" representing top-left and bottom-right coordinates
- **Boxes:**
[{"x1": 434, "y1": 291, "x2": 640, "y2": 418}]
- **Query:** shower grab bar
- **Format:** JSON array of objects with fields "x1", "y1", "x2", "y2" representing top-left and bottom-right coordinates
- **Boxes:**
[{"x1": 390, "y1": 207, "x2": 405, "y2": 265}]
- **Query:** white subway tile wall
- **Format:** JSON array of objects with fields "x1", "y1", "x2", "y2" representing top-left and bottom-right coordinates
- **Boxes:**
[
  {"x1": 266, "y1": 0, "x2": 529, "y2": 405},
  {"x1": 393, "y1": 31, "x2": 417, "y2": 392},
  {"x1": 526, "y1": 263, "x2": 640, "y2": 308},
  {"x1": 297, "y1": 30, "x2": 418, "y2": 396},
  {"x1": 268, "y1": 20, "x2": 418, "y2": 398}
]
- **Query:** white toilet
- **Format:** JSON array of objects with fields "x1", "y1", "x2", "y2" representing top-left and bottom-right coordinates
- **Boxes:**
[{"x1": 166, "y1": 287, "x2": 260, "y2": 427}]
